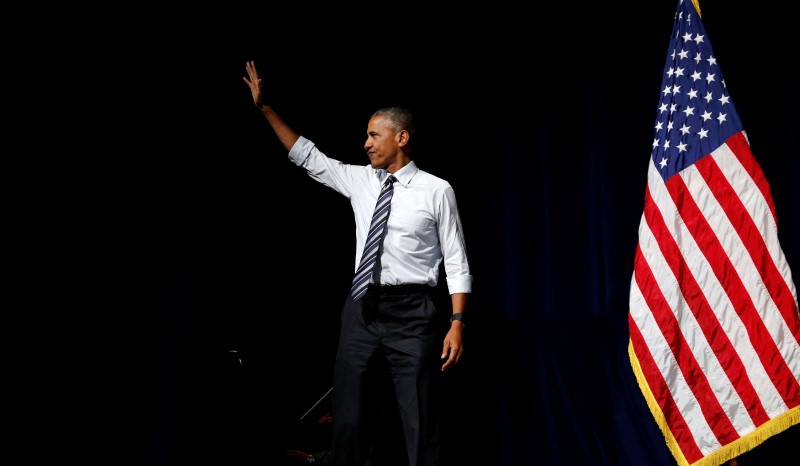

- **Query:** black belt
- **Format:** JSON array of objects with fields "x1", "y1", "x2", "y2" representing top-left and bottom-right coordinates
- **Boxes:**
[{"x1": 367, "y1": 283, "x2": 431, "y2": 295}]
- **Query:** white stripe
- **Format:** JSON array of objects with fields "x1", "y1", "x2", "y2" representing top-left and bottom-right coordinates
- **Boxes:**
[
  {"x1": 712, "y1": 137, "x2": 798, "y2": 303},
  {"x1": 680, "y1": 155, "x2": 794, "y2": 416},
  {"x1": 711, "y1": 141, "x2": 800, "y2": 389},
  {"x1": 637, "y1": 193, "x2": 751, "y2": 452},
  {"x1": 646, "y1": 162, "x2": 761, "y2": 439},
  {"x1": 630, "y1": 275, "x2": 719, "y2": 454}
]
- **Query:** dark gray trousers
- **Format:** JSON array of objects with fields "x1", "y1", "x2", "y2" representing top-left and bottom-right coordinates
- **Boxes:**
[{"x1": 331, "y1": 285, "x2": 441, "y2": 466}]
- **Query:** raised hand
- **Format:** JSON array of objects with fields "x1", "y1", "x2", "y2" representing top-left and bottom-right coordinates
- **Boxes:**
[{"x1": 243, "y1": 60, "x2": 265, "y2": 108}]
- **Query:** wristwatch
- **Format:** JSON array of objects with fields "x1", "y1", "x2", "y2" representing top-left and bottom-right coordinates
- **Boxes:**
[{"x1": 450, "y1": 313, "x2": 465, "y2": 326}]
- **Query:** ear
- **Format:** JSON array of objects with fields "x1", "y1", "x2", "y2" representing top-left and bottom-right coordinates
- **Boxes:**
[{"x1": 397, "y1": 129, "x2": 409, "y2": 147}]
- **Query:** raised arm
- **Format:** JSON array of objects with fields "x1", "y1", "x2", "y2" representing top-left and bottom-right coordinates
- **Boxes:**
[{"x1": 243, "y1": 60, "x2": 300, "y2": 151}]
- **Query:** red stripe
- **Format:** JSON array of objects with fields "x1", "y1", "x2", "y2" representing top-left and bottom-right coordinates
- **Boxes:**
[
  {"x1": 726, "y1": 133, "x2": 777, "y2": 225},
  {"x1": 643, "y1": 186, "x2": 770, "y2": 429},
  {"x1": 629, "y1": 306, "x2": 704, "y2": 464},
  {"x1": 638, "y1": 190, "x2": 740, "y2": 445},
  {"x1": 691, "y1": 154, "x2": 800, "y2": 409},
  {"x1": 723, "y1": 135, "x2": 800, "y2": 344}
]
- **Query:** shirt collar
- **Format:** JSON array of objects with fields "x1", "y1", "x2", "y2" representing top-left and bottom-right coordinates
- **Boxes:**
[{"x1": 376, "y1": 161, "x2": 417, "y2": 187}]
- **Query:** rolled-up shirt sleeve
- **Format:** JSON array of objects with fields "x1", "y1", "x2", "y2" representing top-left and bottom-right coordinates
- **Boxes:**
[{"x1": 439, "y1": 186, "x2": 473, "y2": 294}]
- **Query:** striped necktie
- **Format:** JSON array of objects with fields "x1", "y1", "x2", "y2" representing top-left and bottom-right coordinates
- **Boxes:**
[{"x1": 351, "y1": 175, "x2": 396, "y2": 301}]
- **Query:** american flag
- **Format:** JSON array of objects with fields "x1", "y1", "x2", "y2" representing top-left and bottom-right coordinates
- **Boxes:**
[{"x1": 628, "y1": 1, "x2": 800, "y2": 466}]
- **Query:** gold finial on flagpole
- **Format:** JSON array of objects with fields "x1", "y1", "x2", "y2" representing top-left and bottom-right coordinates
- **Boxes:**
[{"x1": 691, "y1": 0, "x2": 702, "y2": 17}]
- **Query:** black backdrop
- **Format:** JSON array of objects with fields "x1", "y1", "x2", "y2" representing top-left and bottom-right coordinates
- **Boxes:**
[{"x1": 81, "y1": 1, "x2": 799, "y2": 465}]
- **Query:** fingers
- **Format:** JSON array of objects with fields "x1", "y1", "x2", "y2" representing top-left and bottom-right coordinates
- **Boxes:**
[
  {"x1": 244, "y1": 60, "x2": 260, "y2": 84},
  {"x1": 440, "y1": 346, "x2": 462, "y2": 371},
  {"x1": 441, "y1": 355, "x2": 457, "y2": 371},
  {"x1": 243, "y1": 61, "x2": 264, "y2": 107}
]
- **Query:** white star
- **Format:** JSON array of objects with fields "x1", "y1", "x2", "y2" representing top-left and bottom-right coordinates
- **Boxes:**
[
  {"x1": 697, "y1": 128, "x2": 709, "y2": 139},
  {"x1": 691, "y1": 70, "x2": 702, "y2": 81},
  {"x1": 683, "y1": 106, "x2": 695, "y2": 117},
  {"x1": 717, "y1": 113, "x2": 727, "y2": 124},
  {"x1": 653, "y1": 138, "x2": 660, "y2": 149},
  {"x1": 718, "y1": 95, "x2": 730, "y2": 105},
  {"x1": 706, "y1": 73, "x2": 716, "y2": 84},
  {"x1": 704, "y1": 91, "x2": 714, "y2": 103},
  {"x1": 679, "y1": 124, "x2": 691, "y2": 135},
  {"x1": 707, "y1": 56, "x2": 717, "y2": 66},
  {"x1": 701, "y1": 110, "x2": 712, "y2": 121},
  {"x1": 694, "y1": 52, "x2": 702, "y2": 64},
  {"x1": 659, "y1": 103, "x2": 668, "y2": 113},
  {"x1": 659, "y1": 157, "x2": 668, "y2": 168},
  {"x1": 687, "y1": 88, "x2": 698, "y2": 99},
  {"x1": 694, "y1": 34, "x2": 705, "y2": 44},
  {"x1": 677, "y1": 141, "x2": 688, "y2": 153}
]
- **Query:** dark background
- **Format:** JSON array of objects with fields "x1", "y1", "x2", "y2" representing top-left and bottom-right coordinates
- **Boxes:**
[{"x1": 61, "y1": 1, "x2": 798, "y2": 465}]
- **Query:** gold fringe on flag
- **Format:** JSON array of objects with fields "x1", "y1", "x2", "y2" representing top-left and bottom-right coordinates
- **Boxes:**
[{"x1": 628, "y1": 341, "x2": 800, "y2": 466}]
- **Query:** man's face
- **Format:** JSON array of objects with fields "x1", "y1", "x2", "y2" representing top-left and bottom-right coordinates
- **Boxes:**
[{"x1": 364, "y1": 115, "x2": 400, "y2": 170}]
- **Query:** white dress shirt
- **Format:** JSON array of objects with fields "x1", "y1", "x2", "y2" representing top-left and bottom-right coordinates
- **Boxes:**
[{"x1": 288, "y1": 136, "x2": 472, "y2": 294}]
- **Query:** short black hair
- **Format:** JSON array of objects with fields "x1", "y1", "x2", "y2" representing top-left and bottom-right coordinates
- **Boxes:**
[{"x1": 372, "y1": 107, "x2": 416, "y2": 136}]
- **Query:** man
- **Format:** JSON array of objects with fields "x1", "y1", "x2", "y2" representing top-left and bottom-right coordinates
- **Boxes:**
[{"x1": 243, "y1": 60, "x2": 472, "y2": 466}]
